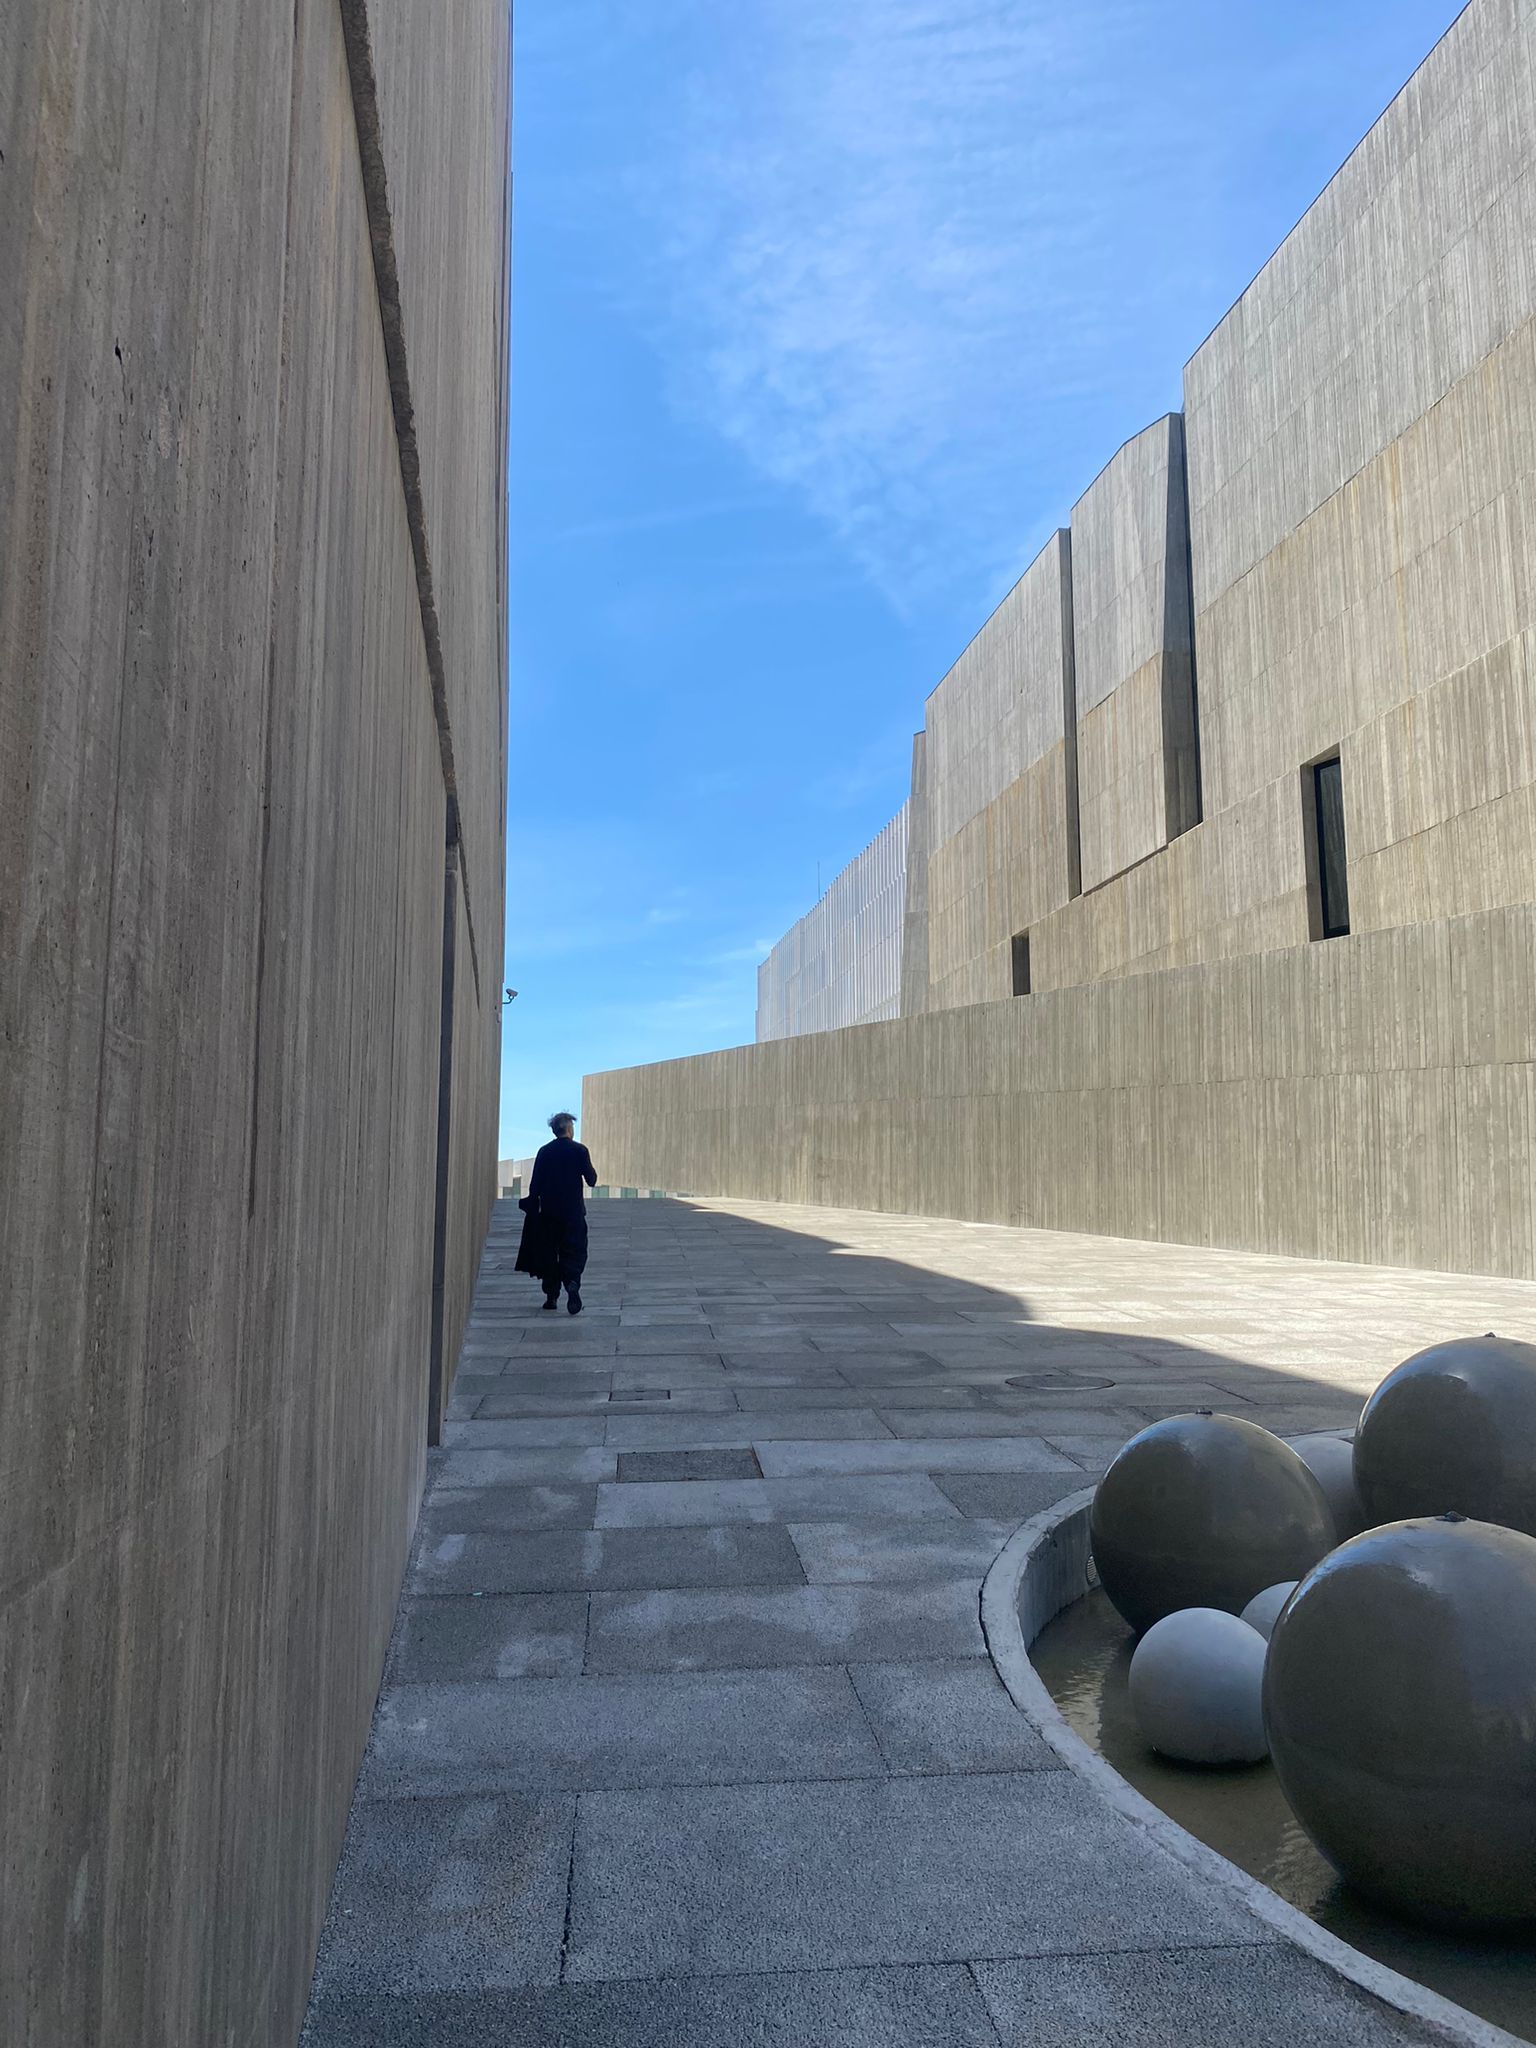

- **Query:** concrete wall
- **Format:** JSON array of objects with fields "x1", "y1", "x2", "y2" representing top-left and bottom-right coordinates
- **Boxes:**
[
  {"x1": 0, "y1": 2, "x2": 507, "y2": 2042},
  {"x1": 590, "y1": 906, "x2": 1536, "y2": 1280},
  {"x1": 590, "y1": 0, "x2": 1536, "y2": 1284},
  {"x1": 756, "y1": 806, "x2": 910, "y2": 1039},
  {"x1": 922, "y1": 529, "x2": 1080, "y2": 1008}
]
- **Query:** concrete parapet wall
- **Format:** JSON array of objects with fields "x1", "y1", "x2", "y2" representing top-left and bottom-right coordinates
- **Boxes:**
[
  {"x1": 757, "y1": 806, "x2": 910, "y2": 1039},
  {"x1": 0, "y1": 1, "x2": 507, "y2": 2041},
  {"x1": 589, "y1": 908, "x2": 1536, "y2": 1281}
]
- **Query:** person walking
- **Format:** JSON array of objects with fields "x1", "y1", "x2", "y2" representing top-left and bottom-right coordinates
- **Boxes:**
[{"x1": 519, "y1": 1111, "x2": 598, "y2": 1315}]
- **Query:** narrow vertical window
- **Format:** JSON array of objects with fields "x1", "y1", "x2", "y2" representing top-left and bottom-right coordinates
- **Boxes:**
[
  {"x1": 1311, "y1": 755, "x2": 1350, "y2": 939},
  {"x1": 1011, "y1": 931, "x2": 1031, "y2": 996}
]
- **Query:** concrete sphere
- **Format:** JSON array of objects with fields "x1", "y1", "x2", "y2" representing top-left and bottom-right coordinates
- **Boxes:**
[
  {"x1": 1265, "y1": 1516, "x2": 1536, "y2": 1926},
  {"x1": 1288, "y1": 1432, "x2": 1366, "y2": 1540},
  {"x1": 1240, "y1": 1581, "x2": 1298, "y2": 1641},
  {"x1": 1128, "y1": 1608, "x2": 1269, "y2": 1764},
  {"x1": 1354, "y1": 1335, "x2": 1536, "y2": 1537},
  {"x1": 1090, "y1": 1414, "x2": 1336, "y2": 1634}
]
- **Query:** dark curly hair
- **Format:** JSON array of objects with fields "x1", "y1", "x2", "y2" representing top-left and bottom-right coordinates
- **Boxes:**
[{"x1": 548, "y1": 1111, "x2": 577, "y2": 1136}]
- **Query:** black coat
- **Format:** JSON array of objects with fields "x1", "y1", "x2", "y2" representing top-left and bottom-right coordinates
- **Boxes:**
[
  {"x1": 515, "y1": 1137, "x2": 597, "y2": 1282},
  {"x1": 527, "y1": 1136, "x2": 597, "y2": 1222}
]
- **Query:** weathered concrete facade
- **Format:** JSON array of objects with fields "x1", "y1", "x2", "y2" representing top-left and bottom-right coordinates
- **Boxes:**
[
  {"x1": 0, "y1": 2, "x2": 508, "y2": 2042},
  {"x1": 757, "y1": 805, "x2": 910, "y2": 1039},
  {"x1": 596, "y1": 0, "x2": 1536, "y2": 1282}
]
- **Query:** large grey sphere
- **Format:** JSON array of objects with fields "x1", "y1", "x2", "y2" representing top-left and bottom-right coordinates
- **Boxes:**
[
  {"x1": 1354, "y1": 1335, "x2": 1536, "y2": 1536},
  {"x1": 1288, "y1": 1433, "x2": 1365, "y2": 1540},
  {"x1": 1265, "y1": 1516, "x2": 1536, "y2": 1927},
  {"x1": 1090, "y1": 1414, "x2": 1336, "y2": 1634}
]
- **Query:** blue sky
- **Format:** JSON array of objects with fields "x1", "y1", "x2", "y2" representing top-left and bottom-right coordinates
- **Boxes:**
[{"x1": 502, "y1": 0, "x2": 1461, "y2": 1164}]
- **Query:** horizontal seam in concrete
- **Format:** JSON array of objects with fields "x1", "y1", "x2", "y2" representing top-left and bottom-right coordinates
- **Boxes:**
[{"x1": 336, "y1": 0, "x2": 482, "y2": 1004}]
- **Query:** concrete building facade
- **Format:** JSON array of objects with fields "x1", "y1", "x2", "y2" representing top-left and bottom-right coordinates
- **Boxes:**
[
  {"x1": 592, "y1": 0, "x2": 1536, "y2": 1283},
  {"x1": 757, "y1": 806, "x2": 910, "y2": 1039},
  {"x1": 1, "y1": 3, "x2": 508, "y2": 2043}
]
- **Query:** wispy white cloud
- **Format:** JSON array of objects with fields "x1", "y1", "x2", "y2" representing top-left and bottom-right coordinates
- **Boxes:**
[{"x1": 604, "y1": 0, "x2": 1201, "y2": 609}]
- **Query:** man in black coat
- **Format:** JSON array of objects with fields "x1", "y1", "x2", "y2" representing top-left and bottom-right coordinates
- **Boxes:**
[{"x1": 521, "y1": 1111, "x2": 598, "y2": 1315}]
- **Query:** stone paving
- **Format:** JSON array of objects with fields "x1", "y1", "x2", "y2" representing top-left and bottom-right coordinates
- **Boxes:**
[{"x1": 303, "y1": 1197, "x2": 1536, "y2": 2046}]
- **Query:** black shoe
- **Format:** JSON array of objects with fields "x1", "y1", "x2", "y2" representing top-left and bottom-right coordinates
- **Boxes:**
[
  {"x1": 542, "y1": 1295, "x2": 559, "y2": 1312},
  {"x1": 566, "y1": 1292, "x2": 583, "y2": 1316}
]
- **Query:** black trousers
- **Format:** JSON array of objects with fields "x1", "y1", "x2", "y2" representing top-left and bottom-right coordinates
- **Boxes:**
[{"x1": 543, "y1": 1217, "x2": 589, "y2": 1298}]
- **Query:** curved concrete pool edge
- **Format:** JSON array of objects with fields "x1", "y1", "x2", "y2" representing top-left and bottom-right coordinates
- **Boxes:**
[{"x1": 979, "y1": 1492, "x2": 1528, "y2": 2048}]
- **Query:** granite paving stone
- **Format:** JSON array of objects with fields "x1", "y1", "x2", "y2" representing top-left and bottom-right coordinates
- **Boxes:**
[
  {"x1": 417, "y1": 1486, "x2": 601, "y2": 1535},
  {"x1": 756, "y1": 1438, "x2": 1080, "y2": 1478},
  {"x1": 601, "y1": 1409, "x2": 893, "y2": 1449},
  {"x1": 357, "y1": 1668, "x2": 883, "y2": 1795},
  {"x1": 562, "y1": 1772, "x2": 1268, "y2": 1981},
  {"x1": 583, "y1": 1580, "x2": 984, "y2": 1674},
  {"x1": 309, "y1": 1194, "x2": 1529, "y2": 2047},
  {"x1": 408, "y1": 1523, "x2": 806, "y2": 1594},
  {"x1": 786, "y1": 1517, "x2": 1013, "y2": 1584},
  {"x1": 932, "y1": 1472, "x2": 1094, "y2": 1521},
  {"x1": 848, "y1": 1658, "x2": 1059, "y2": 1774},
  {"x1": 444, "y1": 1418, "x2": 608, "y2": 1447},
  {"x1": 302, "y1": 1965, "x2": 1003, "y2": 2047},
  {"x1": 387, "y1": 1595, "x2": 589, "y2": 1681},
  {"x1": 614, "y1": 1448, "x2": 762, "y2": 1483},
  {"x1": 308, "y1": 1792, "x2": 573, "y2": 1996},
  {"x1": 593, "y1": 1473, "x2": 962, "y2": 1530},
  {"x1": 970, "y1": 1948, "x2": 1444, "y2": 2046},
  {"x1": 434, "y1": 1447, "x2": 618, "y2": 1487}
]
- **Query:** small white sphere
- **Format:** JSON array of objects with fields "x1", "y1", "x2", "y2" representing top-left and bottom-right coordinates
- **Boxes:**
[
  {"x1": 1128, "y1": 1607, "x2": 1269, "y2": 1764},
  {"x1": 1240, "y1": 1580, "x2": 1299, "y2": 1640},
  {"x1": 1289, "y1": 1432, "x2": 1366, "y2": 1539}
]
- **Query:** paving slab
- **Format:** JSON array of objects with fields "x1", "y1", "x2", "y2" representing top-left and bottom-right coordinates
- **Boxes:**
[
  {"x1": 933, "y1": 1472, "x2": 1094, "y2": 1521},
  {"x1": 388, "y1": 1595, "x2": 589, "y2": 1681},
  {"x1": 877, "y1": 1407, "x2": 1147, "y2": 1438},
  {"x1": 583, "y1": 1579, "x2": 984, "y2": 1674},
  {"x1": 848, "y1": 1658, "x2": 1059, "y2": 1774},
  {"x1": 311, "y1": 1195, "x2": 1532, "y2": 2047},
  {"x1": 409, "y1": 1522, "x2": 805, "y2": 1594},
  {"x1": 594, "y1": 1473, "x2": 962, "y2": 1530},
  {"x1": 614, "y1": 1448, "x2": 761, "y2": 1483},
  {"x1": 433, "y1": 1446, "x2": 618, "y2": 1487},
  {"x1": 358, "y1": 1667, "x2": 882, "y2": 1795},
  {"x1": 756, "y1": 1438, "x2": 1080, "y2": 1478},
  {"x1": 444, "y1": 1417, "x2": 608, "y2": 1447},
  {"x1": 601, "y1": 1408, "x2": 893, "y2": 1450},
  {"x1": 971, "y1": 1947, "x2": 1443, "y2": 2046},
  {"x1": 417, "y1": 1486, "x2": 600, "y2": 1535},
  {"x1": 308, "y1": 1792, "x2": 573, "y2": 1996},
  {"x1": 787, "y1": 1518, "x2": 1013, "y2": 1584},
  {"x1": 563, "y1": 1772, "x2": 1268, "y2": 1981},
  {"x1": 303, "y1": 1964, "x2": 1001, "y2": 2047}
]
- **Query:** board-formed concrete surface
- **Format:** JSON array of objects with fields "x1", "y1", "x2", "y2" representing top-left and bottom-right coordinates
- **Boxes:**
[
  {"x1": 589, "y1": 901, "x2": 1536, "y2": 1281},
  {"x1": 303, "y1": 1196, "x2": 1536, "y2": 2045},
  {"x1": 745, "y1": 0, "x2": 1536, "y2": 1112},
  {"x1": 757, "y1": 806, "x2": 910, "y2": 1040},
  {"x1": 1, "y1": 1, "x2": 507, "y2": 2040}
]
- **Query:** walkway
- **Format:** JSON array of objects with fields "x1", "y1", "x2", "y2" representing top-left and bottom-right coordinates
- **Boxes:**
[{"x1": 302, "y1": 1197, "x2": 1536, "y2": 2045}]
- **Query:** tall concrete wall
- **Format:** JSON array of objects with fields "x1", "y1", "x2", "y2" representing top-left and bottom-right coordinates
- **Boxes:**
[
  {"x1": 756, "y1": 806, "x2": 910, "y2": 1039},
  {"x1": 922, "y1": 529, "x2": 1080, "y2": 1008},
  {"x1": 590, "y1": 905, "x2": 1536, "y2": 1281},
  {"x1": 590, "y1": 0, "x2": 1536, "y2": 1283},
  {"x1": 0, "y1": 2, "x2": 508, "y2": 2042}
]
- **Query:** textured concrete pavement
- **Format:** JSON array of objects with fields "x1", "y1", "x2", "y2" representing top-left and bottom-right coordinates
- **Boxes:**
[{"x1": 302, "y1": 1197, "x2": 1536, "y2": 2044}]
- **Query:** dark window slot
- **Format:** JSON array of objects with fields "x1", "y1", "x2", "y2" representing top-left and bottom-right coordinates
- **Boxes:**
[
  {"x1": 1011, "y1": 932, "x2": 1031, "y2": 996},
  {"x1": 1309, "y1": 755, "x2": 1350, "y2": 939}
]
